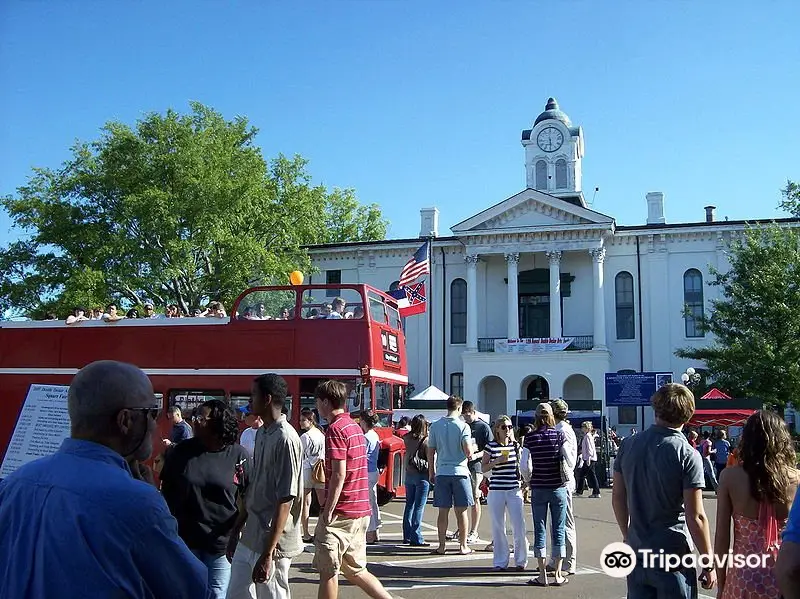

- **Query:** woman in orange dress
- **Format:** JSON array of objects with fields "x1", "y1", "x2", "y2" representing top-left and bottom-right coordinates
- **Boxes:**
[{"x1": 714, "y1": 411, "x2": 798, "y2": 598}]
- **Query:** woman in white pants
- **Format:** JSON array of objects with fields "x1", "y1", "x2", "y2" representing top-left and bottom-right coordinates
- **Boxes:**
[
  {"x1": 360, "y1": 409, "x2": 382, "y2": 543},
  {"x1": 481, "y1": 415, "x2": 528, "y2": 571}
]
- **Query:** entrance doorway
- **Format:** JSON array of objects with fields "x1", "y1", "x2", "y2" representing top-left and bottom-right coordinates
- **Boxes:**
[{"x1": 519, "y1": 294, "x2": 549, "y2": 338}]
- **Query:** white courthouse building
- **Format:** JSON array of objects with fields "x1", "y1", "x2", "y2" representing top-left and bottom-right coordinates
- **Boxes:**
[{"x1": 307, "y1": 98, "x2": 792, "y2": 431}]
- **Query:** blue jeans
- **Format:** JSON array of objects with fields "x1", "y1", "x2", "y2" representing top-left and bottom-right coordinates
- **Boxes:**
[
  {"x1": 403, "y1": 472, "x2": 430, "y2": 545},
  {"x1": 191, "y1": 549, "x2": 231, "y2": 599},
  {"x1": 531, "y1": 486, "x2": 568, "y2": 558},
  {"x1": 627, "y1": 563, "x2": 698, "y2": 599}
]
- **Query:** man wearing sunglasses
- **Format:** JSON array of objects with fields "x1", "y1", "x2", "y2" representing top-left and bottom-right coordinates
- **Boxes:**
[{"x1": 0, "y1": 360, "x2": 210, "y2": 599}]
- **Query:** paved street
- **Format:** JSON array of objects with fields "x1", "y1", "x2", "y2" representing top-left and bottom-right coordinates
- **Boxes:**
[{"x1": 287, "y1": 491, "x2": 722, "y2": 599}]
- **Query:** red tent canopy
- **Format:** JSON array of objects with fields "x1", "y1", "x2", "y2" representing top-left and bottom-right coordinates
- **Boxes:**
[
  {"x1": 701, "y1": 388, "x2": 732, "y2": 400},
  {"x1": 689, "y1": 409, "x2": 755, "y2": 427}
]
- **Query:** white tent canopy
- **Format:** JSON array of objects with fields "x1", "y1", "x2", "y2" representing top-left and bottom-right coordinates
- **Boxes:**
[{"x1": 409, "y1": 385, "x2": 449, "y2": 401}]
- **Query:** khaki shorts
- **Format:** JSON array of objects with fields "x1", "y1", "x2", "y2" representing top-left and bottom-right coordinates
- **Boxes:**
[{"x1": 313, "y1": 515, "x2": 369, "y2": 578}]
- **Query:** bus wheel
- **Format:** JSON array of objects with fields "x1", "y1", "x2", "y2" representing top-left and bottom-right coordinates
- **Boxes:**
[{"x1": 377, "y1": 487, "x2": 395, "y2": 506}]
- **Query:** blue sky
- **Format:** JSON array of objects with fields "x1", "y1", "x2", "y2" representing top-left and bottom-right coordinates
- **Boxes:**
[{"x1": 1, "y1": 1, "x2": 799, "y2": 244}]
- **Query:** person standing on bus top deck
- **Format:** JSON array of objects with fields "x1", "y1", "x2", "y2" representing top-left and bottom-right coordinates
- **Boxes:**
[
  {"x1": 326, "y1": 297, "x2": 346, "y2": 319},
  {"x1": 226, "y1": 373, "x2": 304, "y2": 599},
  {"x1": 462, "y1": 400, "x2": 491, "y2": 544},
  {"x1": 0, "y1": 360, "x2": 210, "y2": 599},
  {"x1": 160, "y1": 400, "x2": 251, "y2": 599},
  {"x1": 163, "y1": 405, "x2": 193, "y2": 448},
  {"x1": 239, "y1": 412, "x2": 263, "y2": 457},
  {"x1": 65, "y1": 306, "x2": 89, "y2": 325},
  {"x1": 313, "y1": 380, "x2": 394, "y2": 599},
  {"x1": 102, "y1": 303, "x2": 125, "y2": 322}
]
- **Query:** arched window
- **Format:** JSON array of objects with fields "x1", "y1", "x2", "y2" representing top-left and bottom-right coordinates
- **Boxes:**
[
  {"x1": 683, "y1": 269, "x2": 704, "y2": 338},
  {"x1": 615, "y1": 271, "x2": 635, "y2": 340},
  {"x1": 450, "y1": 278, "x2": 467, "y2": 344},
  {"x1": 555, "y1": 159, "x2": 567, "y2": 189},
  {"x1": 535, "y1": 160, "x2": 548, "y2": 190}
]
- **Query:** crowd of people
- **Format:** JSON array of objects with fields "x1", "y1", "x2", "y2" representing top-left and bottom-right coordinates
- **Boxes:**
[
  {"x1": 59, "y1": 296, "x2": 367, "y2": 324},
  {"x1": 5, "y1": 364, "x2": 800, "y2": 599}
]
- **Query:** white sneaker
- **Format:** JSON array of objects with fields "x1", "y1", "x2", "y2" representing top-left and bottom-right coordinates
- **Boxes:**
[
  {"x1": 466, "y1": 531, "x2": 479, "y2": 544},
  {"x1": 447, "y1": 530, "x2": 460, "y2": 541}
]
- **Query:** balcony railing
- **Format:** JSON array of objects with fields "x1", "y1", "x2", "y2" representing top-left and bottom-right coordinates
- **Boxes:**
[{"x1": 477, "y1": 335, "x2": 594, "y2": 353}]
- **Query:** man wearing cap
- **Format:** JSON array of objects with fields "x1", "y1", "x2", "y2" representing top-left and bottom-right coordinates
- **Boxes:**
[{"x1": 548, "y1": 399, "x2": 578, "y2": 575}]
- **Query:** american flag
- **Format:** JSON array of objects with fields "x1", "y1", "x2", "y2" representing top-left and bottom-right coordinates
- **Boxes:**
[{"x1": 399, "y1": 241, "x2": 430, "y2": 288}]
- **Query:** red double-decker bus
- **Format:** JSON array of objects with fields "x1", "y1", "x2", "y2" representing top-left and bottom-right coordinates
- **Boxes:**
[{"x1": 0, "y1": 284, "x2": 409, "y2": 501}]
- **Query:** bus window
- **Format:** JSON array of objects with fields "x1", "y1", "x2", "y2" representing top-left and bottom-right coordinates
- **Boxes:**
[
  {"x1": 375, "y1": 382, "x2": 392, "y2": 411},
  {"x1": 375, "y1": 412, "x2": 391, "y2": 428},
  {"x1": 301, "y1": 288, "x2": 363, "y2": 320},
  {"x1": 236, "y1": 289, "x2": 297, "y2": 320},
  {"x1": 169, "y1": 390, "x2": 225, "y2": 421},
  {"x1": 387, "y1": 303, "x2": 401, "y2": 330},
  {"x1": 368, "y1": 294, "x2": 386, "y2": 324},
  {"x1": 229, "y1": 394, "x2": 250, "y2": 421},
  {"x1": 362, "y1": 383, "x2": 372, "y2": 412}
]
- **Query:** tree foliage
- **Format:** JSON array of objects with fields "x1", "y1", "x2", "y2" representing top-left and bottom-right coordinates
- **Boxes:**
[
  {"x1": 0, "y1": 103, "x2": 387, "y2": 317},
  {"x1": 676, "y1": 221, "x2": 800, "y2": 411}
]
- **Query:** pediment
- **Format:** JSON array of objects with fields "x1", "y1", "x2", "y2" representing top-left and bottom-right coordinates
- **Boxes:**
[{"x1": 451, "y1": 189, "x2": 614, "y2": 233}]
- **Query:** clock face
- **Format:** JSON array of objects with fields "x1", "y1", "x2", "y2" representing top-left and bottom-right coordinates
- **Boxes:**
[{"x1": 536, "y1": 127, "x2": 564, "y2": 152}]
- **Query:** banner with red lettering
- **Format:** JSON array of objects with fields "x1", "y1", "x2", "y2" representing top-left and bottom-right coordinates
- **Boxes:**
[{"x1": 494, "y1": 338, "x2": 574, "y2": 353}]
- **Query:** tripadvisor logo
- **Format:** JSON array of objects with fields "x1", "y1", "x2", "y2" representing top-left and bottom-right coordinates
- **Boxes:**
[{"x1": 600, "y1": 542, "x2": 771, "y2": 579}]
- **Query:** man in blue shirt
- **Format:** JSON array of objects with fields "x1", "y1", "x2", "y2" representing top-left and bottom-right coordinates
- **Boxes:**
[
  {"x1": 0, "y1": 360, "x2": 209, "y2": 599},
  {"x1": 777, "y1": 493, "x2": 800, "y2": 598},
  {"x1": 427, "y1": 396, "x2": 474, "y2": 555}
]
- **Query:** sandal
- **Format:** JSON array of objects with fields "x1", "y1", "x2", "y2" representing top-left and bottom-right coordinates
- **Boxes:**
[
  {"x1": 526, "y1": 578, "x2": 549, "y2": 587},
  {"x1": 430, "y1": 547, "x2": 447, "y2": 555},
  {"x1": 553, "y1": 577, "x2": 569, "y2": 587}
]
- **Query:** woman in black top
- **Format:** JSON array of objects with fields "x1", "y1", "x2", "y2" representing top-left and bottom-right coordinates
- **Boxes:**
[
  {"x1": 402, "y1": 414, "x2": 431, "y2": 546},
  {"x1": 160, "y1": 400, "x2": 250, "y2": 599}
]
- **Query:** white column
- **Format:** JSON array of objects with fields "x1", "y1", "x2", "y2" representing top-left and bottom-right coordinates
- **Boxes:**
[
  {"x1": 590, "y1": 247, "x2": 607, "y2": 350},
  {"x1": 546, "y1": 250, "x2": 562, "y2": 338},
  {"x1": 505, "y1": 253, "x2": 520, "y2": 339},
  {"x1": 465, "y1": 254, "x2": 479, "y2": 351}
]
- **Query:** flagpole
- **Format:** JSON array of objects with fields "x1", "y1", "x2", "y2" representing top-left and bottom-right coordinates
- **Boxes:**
[{"x1": 427, "y1": 237, "x2": 434, "y2": 388}]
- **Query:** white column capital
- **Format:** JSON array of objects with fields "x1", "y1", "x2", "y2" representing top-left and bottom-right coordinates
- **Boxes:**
[
  {"x1": 590, "y1": 247, "x2": 606, "y2": 263},
  {"x1": 465, "y1": 254, "x2": 480, "y2": 265},
  {"x1": 504, "y1": 252, "x2": 520, "y2": 264},
  {"x1": 546, "y1": 250, "x2": 562, "y2": 266}
]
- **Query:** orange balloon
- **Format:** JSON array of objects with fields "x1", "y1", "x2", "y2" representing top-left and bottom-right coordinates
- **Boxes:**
[{"x1": 289, "y1": 270, "x2": 304, "y2": 286}]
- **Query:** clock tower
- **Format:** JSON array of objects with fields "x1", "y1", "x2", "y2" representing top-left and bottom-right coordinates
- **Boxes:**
[{"x1": 521, "y1": 98, "x2": 585, "y2": 207}]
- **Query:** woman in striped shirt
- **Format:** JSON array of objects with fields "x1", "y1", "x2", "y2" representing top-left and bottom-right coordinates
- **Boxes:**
[
  {"x1": 521, "y1": 402, "x2": 569, "y2": 587},
  {"x1": 481, "y1": 415, "x2": 528, "y2": 571}
]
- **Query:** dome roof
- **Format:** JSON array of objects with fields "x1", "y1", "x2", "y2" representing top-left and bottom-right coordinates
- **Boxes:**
[{"x1": 534, "y1": 97, "x2": 571, "y2": 127}]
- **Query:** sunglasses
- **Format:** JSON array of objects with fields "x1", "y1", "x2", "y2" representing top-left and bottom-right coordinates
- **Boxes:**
[{"x1": 499, "y1": 424, "x2": 512, "y2": 430}]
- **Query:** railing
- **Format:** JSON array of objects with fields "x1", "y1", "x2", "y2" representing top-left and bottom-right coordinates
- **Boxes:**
[{"x1": 477, "y1": 335, "x2": 594, "y2": 353}]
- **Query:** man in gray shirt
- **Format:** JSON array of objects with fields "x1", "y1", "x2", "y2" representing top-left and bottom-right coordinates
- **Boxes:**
[
  {"x1": 227, "y1": 373, "x2": 303, "y2": 599},
  {"x1": 612, "y1": 383, "x2": 716, "y2": 598}
]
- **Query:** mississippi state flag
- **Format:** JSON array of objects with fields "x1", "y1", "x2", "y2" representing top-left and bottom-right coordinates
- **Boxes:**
[{"x1": 389, "y1": 282, "x2": 427, "y2": 317}]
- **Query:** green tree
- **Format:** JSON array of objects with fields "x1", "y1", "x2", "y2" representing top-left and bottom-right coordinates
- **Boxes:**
[
  {"x1": 0, "y1": 103, "x2": 387, "y2": 317},
  {"x1": 676, "y1": 223, "x2": 800, "y2": 411}
]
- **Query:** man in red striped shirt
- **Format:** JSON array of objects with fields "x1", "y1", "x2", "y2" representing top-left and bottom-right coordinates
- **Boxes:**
[{"x1": 313, "y1": 380, "x2": 393, "y2": 599}]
